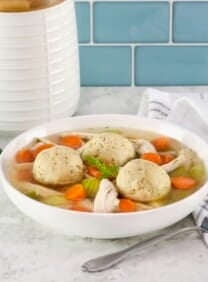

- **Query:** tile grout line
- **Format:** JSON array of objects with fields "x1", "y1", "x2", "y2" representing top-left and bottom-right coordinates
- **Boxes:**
[
  {"x1": 76, "y1": 0, "x2": 208, "y2": 2},
  {"x1": 131, "y1": 46, "x2": 134, "y2": 86},
  {"x1": 79, "y1": 43, "x2": 208, "y2": 47},
  {"x1": 169, "y1": 0, "x2": 173, "y2": 44},
  {"x1": 89, "y1": 0, "x2": 93, "y2": 44}
]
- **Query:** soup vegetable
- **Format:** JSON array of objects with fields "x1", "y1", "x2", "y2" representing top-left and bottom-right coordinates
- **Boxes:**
[{"x1": 8, "y1": 128, "x2": 207, "y2": 213}]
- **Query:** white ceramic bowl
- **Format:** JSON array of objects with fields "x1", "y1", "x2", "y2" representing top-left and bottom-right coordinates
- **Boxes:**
[{"x1": 0, "y1": 114, "x2": 208, "y2": 239}]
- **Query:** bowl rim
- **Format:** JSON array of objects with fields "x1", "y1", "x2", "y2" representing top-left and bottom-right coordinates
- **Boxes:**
[{"x1": 1, "y1": 113, "x2": 208, "y2": 218}]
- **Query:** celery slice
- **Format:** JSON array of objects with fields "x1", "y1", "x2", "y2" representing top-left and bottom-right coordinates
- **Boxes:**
[
  {"x1": 170, "y1": 166, "x2": 189, "y2": 177},
  {"x1": 83, "y1": 155, "x2": 119, "y2": 179},
  {"x1": 43, "y1": 196, "x2": 68, "y2": 206},
  {"x1": 189, "y1": 164, "x2": 206, "y2": 182},
  {"x1": 82, "y1": 178, "x2": 100, "y2": 198},
  {"x1": 26, "y1": 191, "x2": 40, "y2": 200}
]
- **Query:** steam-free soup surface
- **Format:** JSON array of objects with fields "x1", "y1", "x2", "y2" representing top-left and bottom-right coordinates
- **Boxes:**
[{"x1": 8, "y1": 127, "x2": 207, "y2": 213}]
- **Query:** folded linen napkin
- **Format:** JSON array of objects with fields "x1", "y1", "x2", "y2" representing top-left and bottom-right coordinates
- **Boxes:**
[{"x1": 138, "y1": 88, "x2": 208, "y2": 245}]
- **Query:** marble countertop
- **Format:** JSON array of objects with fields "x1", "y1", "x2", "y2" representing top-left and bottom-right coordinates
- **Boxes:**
[{"x1": 1, "y1": 87, "x2": 208, "y2": 282}]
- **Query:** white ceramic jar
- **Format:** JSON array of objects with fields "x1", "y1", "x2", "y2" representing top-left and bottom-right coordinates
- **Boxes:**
[{"x1": 0, "y1": 0, "x2": 80, "y2": 134}]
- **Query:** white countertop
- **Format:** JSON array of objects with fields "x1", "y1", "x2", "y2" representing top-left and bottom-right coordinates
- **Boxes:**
[{"x1": 1, "y1": 87, "x2": 208, "y2": 282}]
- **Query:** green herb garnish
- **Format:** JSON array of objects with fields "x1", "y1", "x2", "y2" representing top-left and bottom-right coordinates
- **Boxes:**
[
  {"x1": 0, "y1": 148, "x2": 2, "y2": 154},
  {"x1": 83, "y1": 155, "x2": 119, "y2": 179}
]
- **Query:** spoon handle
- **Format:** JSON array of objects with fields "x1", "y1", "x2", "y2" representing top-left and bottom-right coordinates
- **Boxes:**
[{"x1": 82, "y1": 226, "x2": 206, "y2": 273}]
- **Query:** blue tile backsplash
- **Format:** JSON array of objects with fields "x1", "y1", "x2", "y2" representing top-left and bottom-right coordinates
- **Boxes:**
[
  {"x1": 135, "y1": 46, "x2": 208, "y2": 86},
  {"x1": 75, "y1": 2, "x2": 90, "y2": 43},
  {"x1": 79, "y1": 46, "x2": 132, "y2": 85},
  {"x1": 75, "y1": 1, "x2": 208, "y2": 86},
  {"x1": 93, "y1": 2, "x2": 169, "y2": 43},
  {"x1": 173, "y1": 2, "x2": 208, "y2": 43}
]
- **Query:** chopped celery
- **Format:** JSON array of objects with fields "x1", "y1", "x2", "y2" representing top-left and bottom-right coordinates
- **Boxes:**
[
  {"x1": 82, "y1": 178, "x2": 100, "y2": 198},
  {"x1": 43, "y1": 196, "x2": 68, "y2": 206},
  {"x1": 189, "y1": 164, "x2": 206, "y2": 182},
  {"x1": 169, "y1": 166, "x2": 189, "y2": 177},
  {"x1": 83, "y1": 155, "x2": 119, "y2": 179},
  {"x1": 26, "y1": 191, "x2": 40, "y2": 200}
]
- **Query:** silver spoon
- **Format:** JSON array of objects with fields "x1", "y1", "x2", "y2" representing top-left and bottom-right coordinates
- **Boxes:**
[{"x1": 82, "y1": 226, "x2": 207, "y2": 272}]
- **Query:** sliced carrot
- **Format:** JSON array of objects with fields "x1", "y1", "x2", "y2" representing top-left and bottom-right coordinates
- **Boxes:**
[
  {"x1": 17, "y1": 169, "x2": 33, "y2": 182},
  {"x1": 151, "y1": 136, "x2": 170, "y2": 151},
  {"x1": 33, "y1": 143, "x2": 54, "y2": 158},
  {"x1": 71, "y1": 204, "x2": 91, "y2": 212},
  {"x1": 160, "y1": 153, "x2": 174, "y2": 164},
  {"x1": 141, "y1": 152, "x2": 162, "y2": 165},
  {"x1": 16, "y1": 149, "x2": 34, "y2": 163},
  {"x1": 59, "y1": 135, "x2": 83, "y2": 149},
  {"x1": 171, "y1": 176, "x2": 196, "y2": 190},
  {"x1": 87, "y1": 166, "x2": 102, "y2": 179},
  {"x1": 65, "y1": 184, "x2": 86, "y2": 201},
  {"x1": 119, "y1": 199, "x2": 137, "y2": 212}
]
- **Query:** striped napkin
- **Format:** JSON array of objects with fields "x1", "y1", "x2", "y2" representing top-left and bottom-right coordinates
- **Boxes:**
[{"x1": 138, "y1": 88, "x2": 208, "y2": 245}]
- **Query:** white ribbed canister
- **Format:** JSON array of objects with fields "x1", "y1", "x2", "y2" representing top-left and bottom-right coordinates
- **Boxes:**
[{"x1": 0, "y1": 0, "x2": 80, "y2": 135}]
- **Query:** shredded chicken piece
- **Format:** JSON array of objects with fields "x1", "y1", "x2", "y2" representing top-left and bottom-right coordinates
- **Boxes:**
[
  {"x1": 93, "y1": 179, "x2": 119, "y2": 213},
  {"x1": 30, "y1": 137, "x2": 56, "y2": 151},
  {"x1": 131, "y1": 139, "x2": 157, "y2": 155},
  {"x1": 14, "y1": 181, "x2": 63, "y2": 198},
  {"x1": 77, "y1": 144, "x2": 86, "y2": 155},
  {"x1": 162, "y1": 148, "x2": 195, "y2": 173},
  {"x1": 36, "y1": 137, "x2": 56, "y2": 145}
]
